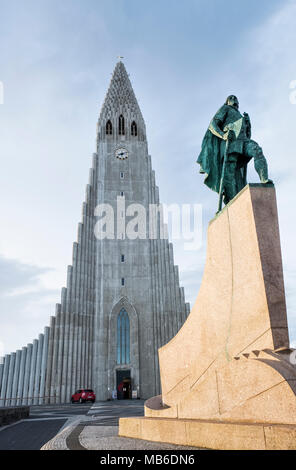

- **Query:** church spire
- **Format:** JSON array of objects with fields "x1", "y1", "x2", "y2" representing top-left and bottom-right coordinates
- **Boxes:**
[{"x1": 97, "y1": 61, "x2": 146, "y2": 142}]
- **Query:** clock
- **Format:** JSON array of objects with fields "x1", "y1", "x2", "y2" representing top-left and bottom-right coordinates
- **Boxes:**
[{"x1": 115, "y1": 147, "x2": 128, "y2": 160}]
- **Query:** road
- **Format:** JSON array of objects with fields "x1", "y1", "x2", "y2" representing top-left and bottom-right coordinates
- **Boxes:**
[{"x1": 0, "y1": 400, "x2": 144, "y2": 450}]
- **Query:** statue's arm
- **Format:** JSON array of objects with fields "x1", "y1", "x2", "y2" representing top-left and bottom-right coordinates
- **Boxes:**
[{"x1": 209, "y1": 106, "x2": 228, "y2": 139}]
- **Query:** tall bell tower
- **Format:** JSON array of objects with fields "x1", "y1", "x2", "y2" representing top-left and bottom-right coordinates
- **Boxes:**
[{"x1": 93, "y1": 61, "x2": 189, "y2": 400}]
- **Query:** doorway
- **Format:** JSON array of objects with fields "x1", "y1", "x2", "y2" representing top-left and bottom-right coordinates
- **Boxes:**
[{"x1": 116, "y1": 369, "x2": 131, "y2": 399}]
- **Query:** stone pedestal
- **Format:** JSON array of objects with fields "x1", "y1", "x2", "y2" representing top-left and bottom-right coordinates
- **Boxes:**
[{"x1": 119, "y1": 184, "x2": 296, "y2": 449}]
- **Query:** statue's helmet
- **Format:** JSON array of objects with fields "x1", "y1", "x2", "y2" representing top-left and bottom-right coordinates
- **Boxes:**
[{"x1": 225, "y1": 95, "x2": 239, "y2": 108}]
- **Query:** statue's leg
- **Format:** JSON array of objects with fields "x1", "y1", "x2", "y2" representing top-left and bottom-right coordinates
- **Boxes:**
[
  {"x1": 244, "y1": 140, "x2": 273, "y2": 184},
  {"x1": 223, "y1": 154, "x2": 238, "y2": 204}
]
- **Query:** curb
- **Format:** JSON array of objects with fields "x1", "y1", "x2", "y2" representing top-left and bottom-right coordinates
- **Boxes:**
[
  {"x1": 41, "y1": 416, "x2": 85, "y2": 450},
  {"x1": 41, "y1": 403, "x2": 97, "y2": 450}
]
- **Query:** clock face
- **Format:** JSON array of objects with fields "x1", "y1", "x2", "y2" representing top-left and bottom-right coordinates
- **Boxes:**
[{"x1": 115, "y1": 147, "x2": 128, "y2": 160}]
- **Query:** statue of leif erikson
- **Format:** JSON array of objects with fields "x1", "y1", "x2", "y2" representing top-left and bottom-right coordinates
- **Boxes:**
[{"x1": 197, "y1": 95, "x2": 273, "y2": 212}]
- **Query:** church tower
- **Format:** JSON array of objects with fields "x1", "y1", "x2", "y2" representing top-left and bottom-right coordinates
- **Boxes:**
[{"x1": 0, "y1": 62, "x2": 190, "y2": 405}]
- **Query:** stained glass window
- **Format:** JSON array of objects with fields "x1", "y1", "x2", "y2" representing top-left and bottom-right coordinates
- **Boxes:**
[{"x1": 117, "y1": 309, "x2": 130, "y2": 364}]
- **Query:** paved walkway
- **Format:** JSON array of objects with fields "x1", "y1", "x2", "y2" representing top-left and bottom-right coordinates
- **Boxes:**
[{"x1": 41, "y1": 400, "x2": 198, "y2": 450}]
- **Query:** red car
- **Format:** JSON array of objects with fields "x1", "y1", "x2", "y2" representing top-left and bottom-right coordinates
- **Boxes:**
[{"x1": 71, "y1": 389, "x2": 96, "y2": 403}]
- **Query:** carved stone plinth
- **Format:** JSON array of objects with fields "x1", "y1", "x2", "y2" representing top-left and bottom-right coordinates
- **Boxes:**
[{"x1": 119, "y1": 184, "x2": 296, "y2": 449}]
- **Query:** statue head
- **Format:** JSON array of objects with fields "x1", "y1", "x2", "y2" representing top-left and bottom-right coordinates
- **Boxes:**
[{"x1": 225, "y1": 95, "x2": 239, "y2": 109}]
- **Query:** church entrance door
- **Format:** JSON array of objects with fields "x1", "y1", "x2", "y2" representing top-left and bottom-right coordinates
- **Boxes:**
[{"x1": 116, "y1": 369, "x2": 131, "y2": 399}]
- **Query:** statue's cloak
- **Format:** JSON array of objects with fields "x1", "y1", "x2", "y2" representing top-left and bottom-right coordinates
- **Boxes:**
[{"x1": 197, "y1": 129, "x2": 226, "y2": 194}]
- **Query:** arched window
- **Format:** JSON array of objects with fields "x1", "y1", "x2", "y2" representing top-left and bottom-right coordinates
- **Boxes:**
[
  {"x1": 131, "y1": 121, "x2": 137, "y2": 136},
  {"x1": 106, "y1": 120, "x2": 112, "y2": 135},
  {"x1": 117, "y1": 308, "x2": 130, "y2": 364},
  {"x1": 119, "y1": 114, "x2": 125, "y2": 135}
]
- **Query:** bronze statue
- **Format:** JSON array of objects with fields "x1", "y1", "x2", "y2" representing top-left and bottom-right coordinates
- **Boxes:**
[{"x1": 197, "y1": 95, "x2": 273, "y2": 211}]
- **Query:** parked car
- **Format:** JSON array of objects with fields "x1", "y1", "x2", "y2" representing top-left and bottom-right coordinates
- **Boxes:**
[{"x1": 71, "y1": 389, "x2": 96, "y2": 403}]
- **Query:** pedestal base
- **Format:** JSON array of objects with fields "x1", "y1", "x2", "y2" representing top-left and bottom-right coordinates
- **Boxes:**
[
  {"x1": 119, "y1": 417, "x2": 296, "y2": 450},
  {"x1": 119, "y1": 185, "x2": 296, "y2": 450}
]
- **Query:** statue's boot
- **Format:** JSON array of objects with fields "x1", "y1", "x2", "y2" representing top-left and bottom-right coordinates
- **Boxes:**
[
  {"x1": 255, "y1": 155, "x2": 273, "y2": 184},
  {"x1": 246, "y1": 140, "x2": 273, "y2": 184}
]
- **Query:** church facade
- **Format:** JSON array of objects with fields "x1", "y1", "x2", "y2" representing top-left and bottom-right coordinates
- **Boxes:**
[{"x1": 0, "y1": 62, "x2": 190, "y2": 405}]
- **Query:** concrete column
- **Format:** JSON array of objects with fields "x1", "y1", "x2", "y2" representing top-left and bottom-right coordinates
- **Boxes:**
[
  {"x1": 0, "y1": 361, "x2": 3, "y2": 396},
  {"x1": 87, "y1": 314, "x2": 92, "y2": 387},
  {"x1": 50, "y1": 306, "x2": 61, "y2": 404},
  {"x1": 72, "y1": 242, "x2": 78, "y2": 314},
  {"x1": 76, "y1": 315, "x2": 82, "y2": 388},
  {"x1": 84, "y1": 315, "x2": 89, "y2": 387},
  {"x1": 147, "y1": 156, "x2": 159, "y2": 395},
  {"x1": 150, "y1": 180, "x2": 161, "y2": 394},
  {"x1": 56, "y1": 308, "x2": 65, "y2": 404},
  {"x1": 84, "y1": 202, "x2": 91, "y2": 384},
  {"x1": 0, "y1": 355, "x2": 10, "y2": 406},
  {"x1": 66, "y1": 265, "x2": 73, "y2": 314},
  {"x1": 82, "y1": 204, "x2": 87, "y2": 316},
  {"x1": 33, "y1": 334, "x2": 44, "y2": 405},
  {"x1": 180, "y1": 287, "x2": 186, "y2": 325},
  {"x1": 16, "y1": 347, "x2": 27, "y2": 405},
  {"x1": 11, "y1": 350, "x2": 21, "y2": 406},
  {"x1": 23, "y1": 344, "x2": 32, "y2": 405},
  {"x1": 28, "y1": 340, "x2": 38, "y2": 405},
  {"x1": 168, "y1": 243, "x2": 178, "y2": 337},
  {"x1": 163, "y1": 238, "x2": 170, "y2": 344},
  {"x1": 85, "y1": 193, "x2": 91, "y2": 316},
  {"x1": 61, "y1": 287, "x2": 67, "y2": 313},
  {"x1": 61, "y1": 312, "x2": 70, "y2": 403},
  {"x1": 174, "y1": 267, "x2": 183, "y2": 330},
  {"x1": 39, "y1": 326, "x2": 50, "y2": 405},
  {"x1": 77, "y1": 223, "x2": 83, "y2": 315},
  {"x1": 164, "y1": 239, "x2": 173, "y2": 341},
  {"x1": 6, "y1": 353, "x2": 16, "y2": 406},
  {"x1": 91, "y1": 314, "x2": 95, "y2": 387},
  {"x1": 80, "y1": 314, "x2": 85, "y2": 389},
  {"x1": 63, "y1": 266, "x2": 73, "y2": 399},
  {"x1": 90, "y1": 189, "x2": 96, "y2": 318},
  {"x1": 85, "y1": 209, "x2": 89, "y2": 318},
  {"x1": 45, "y1": 317, "x2": 55, "y2": 404},
  {"x1": 186, "y1": 302, "x2": 190, "y2": 318},
  {"x1": 158, "y1": 239, "x2": 166, "y2": 346},
  {"x1": 81, "y1": 315, "x2": 86, "y2": 387},
  {"x1": 71, "y1": 313, "x2": 79, "y2": 393},
  {"x1": 87, "y1": 315, "x2": 93, "y2": 389},
  {"x1": 66, "y1": 313, "x2": 74, "y2": 401}
]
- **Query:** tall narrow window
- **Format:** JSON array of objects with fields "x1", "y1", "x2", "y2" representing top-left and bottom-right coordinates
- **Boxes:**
[
  {"x1": 121, "y1": 277, "x2": 125, "y2": 286},
  {"x1": 131, "y1": 121, "x2": 137, "y2": 136},
  {"x1": 106, "y1": 120, "x2": 112, "y2": 135},
  {"x1": 117, "y1": 308, "x2": 130, "y2": 364},
  {"x1": 119, "y1": 115, "x2": 125, "y2": 135},
  {"x1": 121, "y1": 254, "x2": 125, "y2": 262}
]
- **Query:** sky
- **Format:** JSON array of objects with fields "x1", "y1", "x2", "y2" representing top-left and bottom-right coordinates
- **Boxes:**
[{"x1": 0, "y1": 0, "x2": 296, "y2": 355}]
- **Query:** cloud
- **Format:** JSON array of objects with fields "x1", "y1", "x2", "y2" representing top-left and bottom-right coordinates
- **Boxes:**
[
  {"x1": 0, "y1": 255, "x2": 59, "y2": 355},
  {"x1": 0, "y1": 255, "x2": 50, "y2": 295}
]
